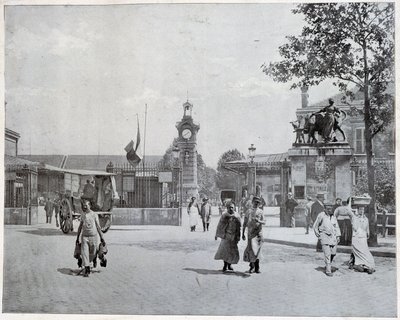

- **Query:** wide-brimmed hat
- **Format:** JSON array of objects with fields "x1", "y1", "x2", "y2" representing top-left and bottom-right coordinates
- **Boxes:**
[
  {"x1": 307, "y1": 196, "x2": 313, "y2": 201},
  {"x1": 203, "y1": 197, "x2": 209, "y2": 201}
]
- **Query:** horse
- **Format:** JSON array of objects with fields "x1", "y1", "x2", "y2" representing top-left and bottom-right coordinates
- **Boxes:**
[{"x1": 303, "y1": 111, "x2": 347, "y2": 143}]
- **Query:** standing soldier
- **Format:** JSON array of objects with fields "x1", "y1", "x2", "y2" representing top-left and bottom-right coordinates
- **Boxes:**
[
  {"x1": 311, "y1": 193, "x2": 326, "y2": 251},
  {"x1": 44, "y1": 198, "x2": 54, "y2": 224},
  {"x1": 242, "y1": 196, "x2": 266, "y2": 273},
  {"x1": 200, "y1": 197, "x2": 212, "y2": 232},
  {"x1": 285, "y1": 192, "x2": 298, "y2": 228},
  {"x1": 305, "y1": 196, "x2": 314, "y2": 234}
]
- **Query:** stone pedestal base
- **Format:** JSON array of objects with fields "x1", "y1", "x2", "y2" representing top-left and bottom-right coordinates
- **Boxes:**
[{"x1": 288, "y1": 143, "x2": 353, "y2": 204}]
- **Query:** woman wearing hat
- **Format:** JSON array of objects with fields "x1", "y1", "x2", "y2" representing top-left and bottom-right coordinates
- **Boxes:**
[
  {"x1": 214, "y1": 202, "x2": 241, "y2": 272},
  {"x1": 242, "y1": 196, "x2": 266, "y2": 273},
  {"x1": 187, "y1": 197, "x2": 200, "y2": 232}
]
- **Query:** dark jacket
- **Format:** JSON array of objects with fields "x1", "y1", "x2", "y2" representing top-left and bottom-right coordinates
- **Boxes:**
[{"x1": 311, "y1": 200, "x2": 325, "y2": 222}]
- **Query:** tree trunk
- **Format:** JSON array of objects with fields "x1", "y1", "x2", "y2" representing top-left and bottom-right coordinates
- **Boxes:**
[{"x1": 362, "y1": 42, "x2": 378, "y2": 246}]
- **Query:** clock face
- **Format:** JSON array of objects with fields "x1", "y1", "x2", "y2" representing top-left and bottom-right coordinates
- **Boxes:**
[{"x1": 182, "y1": 129, "x2": 192, "y2": 139}]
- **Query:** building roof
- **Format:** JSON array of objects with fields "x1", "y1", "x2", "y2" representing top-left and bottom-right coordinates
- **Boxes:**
[
  {"x1": 18, "y1": 154, "x2": 163, "y2": 171},
  {"x1": 5, "y1": 155, "x2": 39, "y2": 167}
]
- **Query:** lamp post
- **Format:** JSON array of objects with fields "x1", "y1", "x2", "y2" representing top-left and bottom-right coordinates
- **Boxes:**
[
  {"x1": 172, "y1": 145, "x2": 183, "y2": 225},
  {"x1": 248, "y1": 144, "x2": 257, "y2": 196}
]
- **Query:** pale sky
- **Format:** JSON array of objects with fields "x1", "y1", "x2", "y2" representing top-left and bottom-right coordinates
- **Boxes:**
[{"x1": 5, "y1": 3, "x2": 337, "y2": 168}]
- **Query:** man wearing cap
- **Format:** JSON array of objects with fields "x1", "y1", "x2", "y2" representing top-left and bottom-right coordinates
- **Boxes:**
[
  {"x1": 305, "y1": 196, "x2": 314, "y2": 234},
  {"x1": 313, "y1": 206, "x2": 341, "y2": 277},
  {"x1": 242, "y1": 196, "x2": 266, "y2": 273},
  {"x1": 200, "y1": 197, "x2": 212, "y2": 232},
  {"x1": 285, "y1": 192, "x2": 298, "y2": 228},
  {"x1": 311, "y1": 193, "x2": 326, "y2": 251}
]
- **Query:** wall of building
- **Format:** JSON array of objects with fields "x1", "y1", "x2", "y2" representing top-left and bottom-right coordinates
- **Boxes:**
[
  {"x1": 256, "y1": 174, "x2": 281, "y2": 206},
  {"x1": 111, "y1": 207, "x2": 180, "y2": 225},
  {"x1": 5, "y1": 139, "x2": 17, "y2": 157}
]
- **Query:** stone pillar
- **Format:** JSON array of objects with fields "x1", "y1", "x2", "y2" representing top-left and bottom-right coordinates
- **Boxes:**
[
  {"x1": 301, "y1": 86, "x2": 309, "y2": 109},
  {"x1": 247, "y1": 164, "x2": 256, "y2": 196},
  {"x1": 280, "y1": 159, "x2": 290, "y2": 227}
]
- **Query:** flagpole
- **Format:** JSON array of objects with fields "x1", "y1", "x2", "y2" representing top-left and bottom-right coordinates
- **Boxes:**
[{"x1": 143, "y1": 104, "x2": 148, "y2": 168}]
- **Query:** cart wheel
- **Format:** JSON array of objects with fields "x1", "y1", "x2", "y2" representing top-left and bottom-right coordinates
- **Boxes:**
[
  {"x1": 99, "y1": 214, "x2": 112, "y2": 233},
  {"x1": 59, "y1": 199, "x2": 73, "y2": 234}
]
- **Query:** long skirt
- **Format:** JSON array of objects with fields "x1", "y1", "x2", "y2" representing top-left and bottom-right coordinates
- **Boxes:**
[
  {"x1": 189, "y1": 212, "x2": 198, "y2": 227},
  {"x1": 352, "y1": 236, "x2": 375, "y2": 269},
  {"x1": 81, "y1": 235, "x2": 98, "y2": 267},
  {"x1": 214, "y1": 239, "x2": 239, "y2": 264},
  {"x1": 338, "y1": 219, "x2": 352, "y2": 246},
  {"x1": 243, "y1": 234, "x2": 263, "y2": 262}
]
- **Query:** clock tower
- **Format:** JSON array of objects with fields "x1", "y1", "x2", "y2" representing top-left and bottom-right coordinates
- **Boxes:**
[{"x1": 176, "y1": 101, "x2": 200, "y2": 203}]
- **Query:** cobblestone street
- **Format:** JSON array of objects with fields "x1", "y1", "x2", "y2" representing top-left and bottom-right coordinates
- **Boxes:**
[{"x1": 2, "y1": 214, "x2": 397, "y2": 317}]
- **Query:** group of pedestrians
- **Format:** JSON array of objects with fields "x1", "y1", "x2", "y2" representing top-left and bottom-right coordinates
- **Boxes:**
[
  {"x1": 214, "y1": 196, "x2": 265, "y2": 273},
  {"x1": 187, "y1": 196, "x2": 212, "y2": 232},
  {"x1": 305, "y1": 193, "x2": 375, "y2": 276}
]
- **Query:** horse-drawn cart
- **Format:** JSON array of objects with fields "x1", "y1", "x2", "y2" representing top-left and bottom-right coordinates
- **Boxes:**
[{"x1": 55, "y1": 169, "x2": 119, "y2": 234}]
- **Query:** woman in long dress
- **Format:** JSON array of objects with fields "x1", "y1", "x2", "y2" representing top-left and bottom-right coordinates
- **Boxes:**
[
  {"x1": 214, "y1": 202, "x2": 241, "y2": 272},
  {"x1": 338, "y1": 199, "x2": 375, "y2": 274},
  {"x1": 242, "y1": 196, "x2": 266, "y2": 273},
  {"x1": 187, "y1": 197, "x2": 200, "y2": 232}
]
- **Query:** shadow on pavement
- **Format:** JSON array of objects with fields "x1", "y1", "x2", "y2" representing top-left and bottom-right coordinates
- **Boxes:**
[
  {"x1": 183, "y1": 268, "x2": 251, "y2": 278},
  {"x1": 19, "y1": 228, "x2": 76, "y2": 237},
  {"x1": 57, "y1": 268, "x2": 102, "y2": 276},
  {"x1": 110, "y1": 228, "x2": 158, "y2": 232},
  {"x1": 314, "y1": 266, "x2": 339, "y2": 274}
]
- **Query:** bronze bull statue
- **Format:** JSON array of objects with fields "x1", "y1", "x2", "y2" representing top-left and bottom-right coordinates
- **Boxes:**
[{"x1": 303, "y1": 111, "x2": 347, "y2": 143}]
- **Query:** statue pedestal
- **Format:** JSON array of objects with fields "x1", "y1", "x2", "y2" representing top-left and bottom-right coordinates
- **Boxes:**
[{"x1": 288, "y1": 142, "x2": 353, "y2": 204}]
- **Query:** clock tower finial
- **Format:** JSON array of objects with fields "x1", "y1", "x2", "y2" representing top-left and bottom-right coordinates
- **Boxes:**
[{"x1": 183, "y1": 100, "x2": 193, "y2": 118}]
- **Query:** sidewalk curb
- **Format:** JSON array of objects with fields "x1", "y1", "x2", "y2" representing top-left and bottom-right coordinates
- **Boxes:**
[{"x1": 264, "y1": 238, "x2": 396, "y2": 258}]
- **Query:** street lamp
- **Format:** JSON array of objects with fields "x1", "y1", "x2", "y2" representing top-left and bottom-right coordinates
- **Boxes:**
[
  {"x1": 248, "y1": 144, "x2": 257, "y2": 196},
  {"x1": 172, "y1": 145, "x2": 183, "y2": 224},
  {"x1": 248, "y1": 144, "x2": 256, "y2": 163}
]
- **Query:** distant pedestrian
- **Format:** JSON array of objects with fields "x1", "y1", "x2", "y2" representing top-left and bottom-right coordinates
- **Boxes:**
[
  {"x1": 311, "y1": 193, "x2": 326, "y2": 251},
  {"x1": 334, "y1": 199, "x2": 353, "y2": 246},
  {"x1": 242, "y1": 196, "x2": 266, "y2": 273},
  {"x1": 53, "y1": 193, "x2": 60, "y2": 228},
  {"x1": 200, "y1": 197, "x2": 212, "y2": 232},
  {"x1": 82, "y1": 178, "x2": 97, "y2": 209},
  {"x1": 305, "y1": 196, "x2": 314, "y2": 234},
  {"x1": 214, "y1": 202, "x2": 241, "y2": 272},
  {"x1": 76, "y1": 200, "x2": 105, "y2": 277},
  {"x1": 187, "y1": 197, "x2": 200, "y2": 232},
  {"x1": 313, "y1": 206, "x2": 341, "y2": 277},
  {"x1": 44, "y1": 198, "x2": 54, "y2": 224},
  {"x1": 285, "y1": 192, "x2": 298, "y2": 228}
]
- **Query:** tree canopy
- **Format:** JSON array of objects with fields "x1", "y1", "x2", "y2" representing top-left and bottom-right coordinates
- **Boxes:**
[
  {"x1": 216, "y1": 149, "x2": 245, "y2": 190},
  {"x1": 262, "y1": 2, "x2": 395, "y2": 245}
]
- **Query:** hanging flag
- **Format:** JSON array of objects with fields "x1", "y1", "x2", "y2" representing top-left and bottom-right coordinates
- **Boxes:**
[{"x1": 125, "y1": 116, "x2": 142, "y2": 167}]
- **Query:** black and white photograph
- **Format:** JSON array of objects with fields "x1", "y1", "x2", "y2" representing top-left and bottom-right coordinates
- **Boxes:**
[{"x1": 2, "y1": 1, "x2": 397, "y2": 318}]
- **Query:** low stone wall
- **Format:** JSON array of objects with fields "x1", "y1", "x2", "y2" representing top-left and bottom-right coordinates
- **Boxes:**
[
  {"x1": 111, "y1": 208, "x2": 181, "y2": 226},
  {"x1": 4, "y1": 206, "x2": 38, "y2": 225}
]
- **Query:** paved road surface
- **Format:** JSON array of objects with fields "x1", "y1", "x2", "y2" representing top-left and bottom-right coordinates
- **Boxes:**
[{"x1": 2, "y1": 214, "x2": 397, "y2": 317}]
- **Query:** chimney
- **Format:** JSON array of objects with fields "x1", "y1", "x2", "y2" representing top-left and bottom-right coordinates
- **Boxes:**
[{"x1": 301, "y1": 86, "x2": 309, "y2": 109}]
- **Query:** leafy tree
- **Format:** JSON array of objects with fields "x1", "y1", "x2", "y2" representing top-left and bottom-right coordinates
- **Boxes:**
[
  {"x1": 262, "y1": 3, "x2": 394, "y2": 245},
  {"x1": 197, "y1": 154, "x2": 218, "y2": 200},
  {"x1": 216, "y1": 149, "x2": 246, "y2": 190},
  {"x1": 353, "y1": 163, "x2": 395, "y2": 212}
]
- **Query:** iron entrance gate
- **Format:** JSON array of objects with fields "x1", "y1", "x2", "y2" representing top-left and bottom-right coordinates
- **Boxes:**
[{"x1": 109, "y1": 162, "x2": 182, "y2": 209}]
